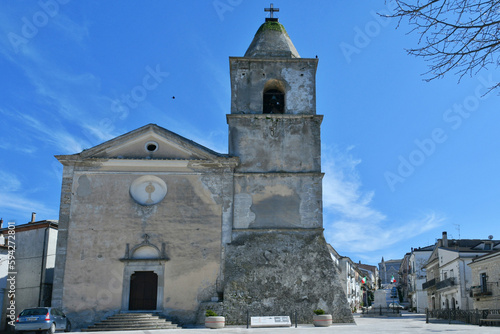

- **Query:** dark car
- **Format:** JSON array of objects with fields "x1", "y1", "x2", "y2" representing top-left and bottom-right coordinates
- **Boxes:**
[{"x1": 15, "y1": 307, "x2": 71, "y2": 334}]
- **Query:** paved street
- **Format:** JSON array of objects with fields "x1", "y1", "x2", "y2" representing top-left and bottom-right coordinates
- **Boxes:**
[{"x1": 77, "y1": 313, "x2": 499, "y2": 333}]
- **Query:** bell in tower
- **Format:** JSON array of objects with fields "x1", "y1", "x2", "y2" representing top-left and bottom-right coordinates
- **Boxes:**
[{"x1": 263, "y1": 89, "x2": 284, "y2": 114}]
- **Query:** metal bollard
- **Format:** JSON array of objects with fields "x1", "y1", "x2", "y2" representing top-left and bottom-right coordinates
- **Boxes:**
[{"x1": 425, "y1": 308, "x2": 429, "y2": 323}]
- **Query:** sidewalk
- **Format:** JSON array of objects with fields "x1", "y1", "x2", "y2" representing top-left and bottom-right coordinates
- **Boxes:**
[
  {"x1": 76, "y1": 313, "x2": 500, "y2": 334},
  {"x1": 77, "y1": 313, "x2": 499, "y2": 334}
]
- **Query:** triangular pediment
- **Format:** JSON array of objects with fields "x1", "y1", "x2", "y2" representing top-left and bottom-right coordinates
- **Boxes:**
[{"x1": 75, "y1": 124, "x2": 226, "y2": 161}]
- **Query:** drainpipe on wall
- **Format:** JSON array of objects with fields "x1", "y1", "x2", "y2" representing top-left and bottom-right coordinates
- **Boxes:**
[
  {"x1": 458, "y1": 258, "x2": 469, "y2": 310},
  {"x1": 38, "y1": 226, "x2": 48, "y2": 306}
]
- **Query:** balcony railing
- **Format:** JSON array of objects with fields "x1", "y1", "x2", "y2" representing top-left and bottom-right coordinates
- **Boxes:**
[
  {"x1": 471, "y1": 283, "x2": 494, "y2": 297},
  {"x1": 422, "y1": 278, "x2": 437, "y2": 290},
  {"x1": 436, "y1": 277, "x2": 455, "y2": 290}
]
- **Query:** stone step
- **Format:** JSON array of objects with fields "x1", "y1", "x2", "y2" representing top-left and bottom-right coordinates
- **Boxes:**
[
  {"x1": 95, "y1": 320, "x2": 172, "y2": 326},
  {"x1": 101, "y1": 316, "x2": 168, "y2": 321},
  {"x1": 106, "y1": 313, "x2": 160, "y2": 318},
  {"x1": 82, "y1": 312, "x2": 179, "y2": 331},
  {"x1": 82, "y1": 325, "x2": 179, "y2": 331}
]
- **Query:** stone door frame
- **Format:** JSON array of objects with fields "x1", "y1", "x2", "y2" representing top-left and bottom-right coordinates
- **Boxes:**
[{"x1": 121, "y1": 261, "x2": 165, "y2": 311}]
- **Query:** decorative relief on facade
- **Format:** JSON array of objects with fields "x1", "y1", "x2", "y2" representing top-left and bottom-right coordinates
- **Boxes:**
[
  {"x1": 269, "y1": 119, "x2": 279, "y2": 138},
  {"x1": 129, "y1": 175, "x2": 167, "y2": 205},
  {"x1": 122, "y1": 234, "x2": 169, "y2": 261}
]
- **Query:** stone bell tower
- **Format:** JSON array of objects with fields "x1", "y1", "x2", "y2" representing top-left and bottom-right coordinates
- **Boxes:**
[{"x1": 222, "y1": 11, "x2": 353, "y2": 324}]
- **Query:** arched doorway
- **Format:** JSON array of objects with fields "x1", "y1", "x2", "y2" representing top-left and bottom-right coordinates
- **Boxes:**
[
  {"x1": 129, "y1": 271, "x2": 158, "y2": 310},
  {"x1": 121, "y1": 235, "x2": 168, "y2": 312}
]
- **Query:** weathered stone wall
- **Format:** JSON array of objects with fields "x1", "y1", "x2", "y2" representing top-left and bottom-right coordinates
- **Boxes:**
[
  {"x1": 229, "y1": 58, "x2": 317, "y2": 115},
  {"x1": 232, "y1": 173, "x2": 323, "y2": 230},
  {"x1": 469, "y1": 255, "x2": 500, "y2": 310},
  {"x1": 222, "y1": 230, "x2": 354, "y2": 324},
  {"x1": 57, "y1": 168, "x2": 227, "y2": 328},
  {"x1": 228, "y1": 115, "x2": 322, "y2": 173},
  {"x1": 52, "y1": 164, "x2": 75, "y2": 309}
]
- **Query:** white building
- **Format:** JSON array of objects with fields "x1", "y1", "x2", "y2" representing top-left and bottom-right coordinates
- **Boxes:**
[
  {"x1": 407, "y1": 245, "x2": 434, "y2": 312},
  {"x1": 327, "y1": 245, "x2": 362, "y2": 311},
  {"x1": 0, "y1": 216, "x2": 58, "y2": 331},
  {"x1": 422, "y1": 232, "x2": 500, "y2": 311}
]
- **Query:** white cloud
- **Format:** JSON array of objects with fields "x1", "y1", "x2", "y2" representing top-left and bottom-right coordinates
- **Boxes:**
[
  {"x1": 16, "y1": 113, "x2": 88, "y2": 153},
  {"x1": 0, "y1": 169, "x2": 58, "y2": 222},
  {"x1": 322, "y1": 145, "x2": 444, "y2": 259},
  {"x1": 0, "y1": 15, "x2": 123, "y2": 151},
  {"x1": 327, "y1": 213, "x2": 444, "y2": 254},
  {"x1": 82, "y1": 122, "x2": 117, "y2": 143},
  {"x1": 0, "y1": 192, "x2": 58, "y2": 221},
  {"x1": 52, "y1": 13, "x2": 90, "y2": 44},
  {"x1": 323, "y1": 145, "x2": 385, "y2": 222},
  {"x1": 0, "y1": 171, "x2": 22, "y2": 192},
  {"x1": 0, "y1": 142, "x2": 37, "y2": 154},
  {"x1": 0, "y1": 108, "x2": 87, "y2": 154}
]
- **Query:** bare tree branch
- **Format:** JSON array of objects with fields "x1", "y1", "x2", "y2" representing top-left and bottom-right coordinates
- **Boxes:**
[{"x1": 383, "y1": 0, "x2": 500, "y2": 91}]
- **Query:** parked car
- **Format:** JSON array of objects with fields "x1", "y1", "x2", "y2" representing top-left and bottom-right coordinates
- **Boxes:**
[
  {"x1": 15, "y1": 307, "x2": 71, "y2": 333},
  {"x1": 387, "y1": 302, "x2": 405, "y2": 310}
]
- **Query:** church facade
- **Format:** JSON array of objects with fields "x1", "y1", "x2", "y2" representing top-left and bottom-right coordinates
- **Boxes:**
[{"x1": 52, "y1": 17, "x2": 353, "y2": 327}]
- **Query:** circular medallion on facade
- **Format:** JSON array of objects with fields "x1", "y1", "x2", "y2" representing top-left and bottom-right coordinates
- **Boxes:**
[{"x1": 129, "y1": 175, "x2": 167, "y2": 206}]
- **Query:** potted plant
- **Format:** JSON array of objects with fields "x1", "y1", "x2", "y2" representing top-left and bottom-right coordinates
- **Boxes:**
[
  {"x1": 313, "y1": 309, "x2": 332, "y2": 327},
  {"x1": 205, "y1": 310, "x2": 225, "y2": 329}
]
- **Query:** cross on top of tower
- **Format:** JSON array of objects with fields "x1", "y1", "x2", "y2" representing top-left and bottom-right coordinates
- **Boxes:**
[{"x1": 264, "y1": 3, "x2": 279, "y2": 19}]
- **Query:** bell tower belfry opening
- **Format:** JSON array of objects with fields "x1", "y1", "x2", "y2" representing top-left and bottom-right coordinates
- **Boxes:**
[
  {"x1": 263, "y1": 89, "x2": 284, "y2": 114},
  {"x1": 222, "y1": 7, "x2": 353, "y2": 324}
]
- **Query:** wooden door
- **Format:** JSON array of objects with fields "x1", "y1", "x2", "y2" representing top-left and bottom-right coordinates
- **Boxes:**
[{"x1": 129, "y1": 271, "x2": 158, "y2": 310}]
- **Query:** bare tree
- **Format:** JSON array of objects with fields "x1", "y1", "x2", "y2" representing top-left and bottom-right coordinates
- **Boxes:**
[{"x1": 387, "y1": 0, "x2": 500, "y2": 92}]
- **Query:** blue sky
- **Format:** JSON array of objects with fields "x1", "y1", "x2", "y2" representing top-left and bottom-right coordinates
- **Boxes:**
[{"x1": 1, "y1": 1, "x2": 499, "y2": 265}]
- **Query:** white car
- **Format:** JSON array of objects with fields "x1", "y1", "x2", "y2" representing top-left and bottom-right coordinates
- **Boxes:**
[{"x1": 387, "y1": 302, "x2": 405, "y2": 310}]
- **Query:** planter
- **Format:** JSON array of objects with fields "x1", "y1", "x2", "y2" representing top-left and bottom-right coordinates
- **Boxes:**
[
  {"x1": 313, "y1": 314, "x2": 332, "y2": 327},
  {"x1": 205, "y1": 316, "x2": 225, "y2": 329}
]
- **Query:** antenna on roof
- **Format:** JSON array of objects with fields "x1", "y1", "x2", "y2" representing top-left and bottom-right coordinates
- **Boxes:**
[
  {"x1": 488, "y1": 235, "x2": 493, "y2": 240},
  {"x1": 453, "y1": 223, "x2": 461, "y2": 239}
]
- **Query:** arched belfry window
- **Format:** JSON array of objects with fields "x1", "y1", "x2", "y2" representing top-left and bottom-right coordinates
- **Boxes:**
[
  {"x1": 263, "y1": 89, "x2": 285, "y2": 114},
  {"x1": 262, "y1": 79, "x2": 286, "y2": 114}
]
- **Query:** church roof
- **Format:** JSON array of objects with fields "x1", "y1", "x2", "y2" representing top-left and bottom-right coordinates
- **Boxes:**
[
  {"x1": 55, "y1": 124, "x2": 238, "y2": 165},
  {"x1": 244, "y1": 20, "x2": 300, "y2": 58}
]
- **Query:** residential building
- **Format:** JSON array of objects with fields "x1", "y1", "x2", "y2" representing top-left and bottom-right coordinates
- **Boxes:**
[
  {"x1": 422, "y1": 231, "x2": 500, "y2": 311},
  {"x1": 357, "y1": 263, "x2": 378, "y2": 307},
  {"x1": 327, "y1": 245, "x2": 362, "y2": 311},
  {"x1": 407, "y1": 245, "x2": 434, "y2": 312},
  {"x1": 399, "y1": 253, "x2": 411, "y2": 305},
  {"x1": 0, "y1": 215, "x2": 58, "y2": 331},
  {"x1": 468, "y1": 249, "x2": 500, "y2": 309}
]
